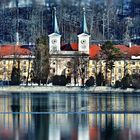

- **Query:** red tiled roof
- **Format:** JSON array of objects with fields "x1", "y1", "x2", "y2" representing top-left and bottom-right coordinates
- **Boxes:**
[
  {"x1": 61, "y1": 43, "x2": 140, "y2": 59},
  {"x1": 89, "y1": 45, "x2": 101, "y2": 59},
  {"x1": 70, "y1": 43, "x2": 140, "y2": 59},
  {"x1": 1, "y1": 44, "x2": 140, "y2": 59},
  {"x1": 114, "y1": 45, "x2": 131, "y2": 58},
  {"x1": 115, "y1": 45, "x2": 130, "y2": 53},
  {"x1": 0, "y1": 45, "x2": 31, "y2": 57},
  {"x1": 129, "y1": 45, "x2": 140, "y2": 56},
  {"x1": 71, "y1": 43, "x2": 78, "y2": 51},
  {"x1": 61, "y1": 43, "x2": 78, "y2": 51},
  {"x1": 90, "y1": 44, "x2": 140, "y2": 59}
]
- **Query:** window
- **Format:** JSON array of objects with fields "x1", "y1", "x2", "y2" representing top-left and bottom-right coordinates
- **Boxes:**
[
  {"x1": 125, "y1": 61, "x2": 128, "y2": 65},
  {"x1": 112, "y1": 68, "x2": 115, "y2": 73},
  {"x1": 23, "y1": 66, "x2": 26, "y2": 73},
  {"x1": 92, "y1": 68, "x2": 95, "y2": 73},
  {"x1": 119, "y1": 76, "x2": 122, "y2": 80},
  {"x1": 92, "y1": 61, "x2": 95, "y2": 65},
  {"x1": 133, "y1": 69, "x2": 136, "y2": 73},
  {"x1": 132, "y1": 61, "x2": 135, "y2": 65},
  {"x1": 112, "y1": 77, "x2": 114, "y2": 81},
  {"x1": 118, "y1": 61, "x2": 121, "y2": 65},
  {"x1": 53, "y1": 68, "x2": 55, "y2": 73},
  {"x1": 23, "y1": 61, "x2": 26, "y2": 65},
  {"x1": 3, "y1": 67, "x2": 6, "y2": 72},
  {"x1": 3, "y1": 60, "x2": 6, "y2": 65},
  {"x1": 118, "y1": 68, "x2": 122, "y2": 73},
  {"x1": 13, "y1": 60, "x2": 16, "y2": 65}
]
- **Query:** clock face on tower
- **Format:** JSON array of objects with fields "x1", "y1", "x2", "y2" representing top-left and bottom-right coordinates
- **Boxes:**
[
  {"x1": 81, "y1": 39, "x2": 86, "y2": 44},
  {"x1": 51, "y1": 39, "x2": 57, "y2": 44}
]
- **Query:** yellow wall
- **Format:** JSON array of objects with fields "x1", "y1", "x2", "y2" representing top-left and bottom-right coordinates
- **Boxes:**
[
  {"x1": 88, "y1": 59, "x2": 140, "y2": 85},
  {"x1": 1, "y1": 55, "x2": 140, "y2": 85},
  {"x1": 0, "y1": 58, "x2": 33, "y2": 82}
]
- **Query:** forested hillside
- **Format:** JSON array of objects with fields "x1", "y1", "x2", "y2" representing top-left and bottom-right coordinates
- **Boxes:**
[{"x1": 0, "y1": 0, "x2": 139, "y2": 45}]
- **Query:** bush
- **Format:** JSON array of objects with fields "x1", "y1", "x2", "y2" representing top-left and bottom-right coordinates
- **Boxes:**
[
  {"x1": 115, "y1": 80, "x2": 121, "y2": 88},
  {"x1": 131, "y1": 74, "x2": 140, "y2": 89},
  {"x1": 52, "y1": 75, "x2": 67, "y2": 86},
  {"x1": 131, "y1": 79, "x2": 140, "y2": 89},
  {"x1": 121, "y1": 74, "x2": 131, "y2": 89},
  {"x1": 85, "y1": 76, "x2": 94, "y2": 87}
]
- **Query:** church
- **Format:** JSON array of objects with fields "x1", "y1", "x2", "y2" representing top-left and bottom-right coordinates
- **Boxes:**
[{"x1": 48, "y1": 8, "x2": 90, "y2": 85}]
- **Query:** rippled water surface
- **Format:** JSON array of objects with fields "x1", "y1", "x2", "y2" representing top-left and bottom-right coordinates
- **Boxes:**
[{"x1": 0, "y1": 92, "x2": 140, "y2": 140}]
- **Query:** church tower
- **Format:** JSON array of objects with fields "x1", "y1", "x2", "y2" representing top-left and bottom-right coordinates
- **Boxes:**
[
  {"x1": 48, "y1": 7, "x2": 61, "y2": 54},
  {"x1": 78, "y1": 8, "x2": 90, "y2": 54}
]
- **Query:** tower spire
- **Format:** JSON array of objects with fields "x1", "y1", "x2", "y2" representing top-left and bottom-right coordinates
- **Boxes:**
[
  {"x1": 48, "y1": 7, "x2": 61, "y2": 54},
  {"x1": 81, "y1": 8, "x2": 89, "y2": 34},
  {"x1": 53, "y1": 7, "x2": 60, "y2": 34},
  {"x1": 77, "y1": 8, "x2": 90, "y2": 54}
]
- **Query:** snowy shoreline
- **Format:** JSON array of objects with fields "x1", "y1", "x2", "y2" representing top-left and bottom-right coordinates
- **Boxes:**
[{"x1": 0, "y1": 86, "x2": 139, "y2": 94}]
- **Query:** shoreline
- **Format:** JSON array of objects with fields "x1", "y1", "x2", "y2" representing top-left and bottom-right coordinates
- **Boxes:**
[{"x1": 0, "y1": 86, "x2": 139, "y2": 94}]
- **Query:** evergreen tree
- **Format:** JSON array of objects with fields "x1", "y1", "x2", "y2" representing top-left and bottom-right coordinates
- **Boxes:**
[
  {"x1": 96, "y1": 72, "x2": 104, "y2": 86},
  {"x1": 33, "y1": 36, "x2": 50, "y2": 85},
  {"x1": 11, "y1": 66, "x2": 20, "y2": 85},
  {"x1": 100, "y1": 41, "x2": 120, "y2": 85}
]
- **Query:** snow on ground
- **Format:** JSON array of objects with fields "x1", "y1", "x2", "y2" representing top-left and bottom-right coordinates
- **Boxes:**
[{"x1": 0, "y1": 85, "x2": 139, "y2": 94}]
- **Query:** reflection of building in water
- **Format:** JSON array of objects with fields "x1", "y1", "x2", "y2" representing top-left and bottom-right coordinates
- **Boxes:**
[
  {"x1": 78, "y1": 114, "x2": 89, "y2": 140},
  {"x1": 48, "y1": 93, "x2": 89, "y2": 113},
  {"x1": 1, "y1": 94, "x2": 140, "y2": 139},
  {"x1": 0, "y1": 94, "x2": 32, "y2": 134},
  {"x1": 48, "y1": 94, "x2": 72, "y2": 112},
  {"x1": 88, "y1": 94, "x2": 139, "y2": 113},
  {"x1": 39, "y1": 113, "x2": 140, "y2": 140},
  {"x1": 77, "y1": 94, "x2": 89, "y2": 113},
  {"x1": 1, "y1": 113, "x2": 140, "y2": 140}
]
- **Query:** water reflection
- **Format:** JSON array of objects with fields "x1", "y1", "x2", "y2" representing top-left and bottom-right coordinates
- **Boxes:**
[
  {"x1": 0, "y1": 93, "x2": 140, "y2": 139},
  {"x1": 0, "y1": 113, "x2": 140, "y2": 140},
  {"x1": 0, "y1": 93, "x2": 139, "y2": 113}
]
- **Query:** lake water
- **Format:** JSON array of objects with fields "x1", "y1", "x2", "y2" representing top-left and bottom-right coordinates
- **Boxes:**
[{"x1": 0, "y1": 92, "x2": 140, "y2": 140}]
